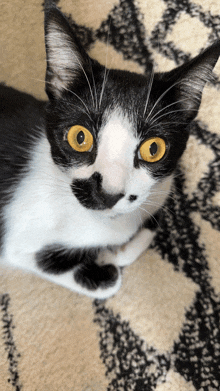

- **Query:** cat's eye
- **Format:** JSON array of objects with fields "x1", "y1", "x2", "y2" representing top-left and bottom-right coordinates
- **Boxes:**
[
  {"x1": 139, "y1": 137, "x2": 166, "y2": 163},
  {"x1": 67, "y1": 125, "x2": 93, "y2": 152}
]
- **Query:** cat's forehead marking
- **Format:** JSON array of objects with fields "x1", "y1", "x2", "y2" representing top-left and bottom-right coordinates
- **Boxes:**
[
  {"x1": 72, "y1": 108, "x2": 138, "y2": 180},
  {"x1": 99, "y1": 108, "x2": 138, "y2": 160}
]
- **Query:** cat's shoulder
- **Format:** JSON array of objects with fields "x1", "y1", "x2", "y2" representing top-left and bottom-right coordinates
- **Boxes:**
[
  {"x1": 0, "y1": 83, "x2": 46, "y2": 118},
  {"x1": 0, "y1": 84, "x2": 47, "y2": 204},
  {"x1": 0, "y1": 83, "x2": 46, "y2": 150}
]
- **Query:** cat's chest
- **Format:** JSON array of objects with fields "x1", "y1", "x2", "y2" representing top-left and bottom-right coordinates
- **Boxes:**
[
  {"x1": 6, "y1": 186, "x2": 137, "y2": 244},
  {"x1": 4, "y1": 186, "x2": 136, "y2": 249}
]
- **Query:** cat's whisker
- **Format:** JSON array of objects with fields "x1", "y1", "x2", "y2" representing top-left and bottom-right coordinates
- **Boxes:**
[
  {"x1": 143, "y1": 189, "x2": 175, "y2": 209},
  {"x1": 142, "y1": 199, "x2": 174, "y2": 216},
  {"x1": 90, "y1": 61, "x2": 98, "y2": 111},
  {"x1": 99, "y1": 68, "x2": 110, "y2": 110},
  {"x1": 143, "y1": 64, "x2": 154, "y2": 117},
  {"x1": 75, "y1": 57, "x2": 96, "y2": 110},
  {"x1": 31, "y1": 77, "x2": 93, "y2": 120},
  {"x1": 136, "y1": 208, "x2": 147, "y2": 228},
  {"x1": 138, "y1": 205, "x2": 161, "y2": 229},
  {"x1": 99, "y1": 18, "x2": 112, "y2": 109},
  {"x1": 59, "y1": 86, "x2": 93, "y2": 120},
  {"x1": 100, "y1": 67, "x2": 111, "y2": 109},
  {"x1": 30, "y1": 77, "x2": 48, "y2": 85},
  {"x1": 149, "y1": 107, "x2": 198, "y2": 126},
  {"x1": 136, "y1": 209, "x2": 143, "y2": 226},
  {"x1": 148, "y1": 120, "x2": 189, "y2": 130},
  {"x1": 148, "y1": 189, "x2": 176, "y2": 201},
  {"x1": 148, "y1": 97, "x2": 189, "y2": 124},
  {"x1": 145, "y1": 77, "x2": 189, "y2": 123}
]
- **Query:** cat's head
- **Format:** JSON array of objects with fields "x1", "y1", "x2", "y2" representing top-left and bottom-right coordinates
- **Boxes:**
[{"x1": 44, "y1": 3, "x2": 220, "y2": 216}]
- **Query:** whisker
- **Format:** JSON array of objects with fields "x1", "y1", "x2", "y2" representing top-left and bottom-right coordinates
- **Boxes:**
[
  {"x1": 90, "y1": 61, "x2": 98, "y2": 111},
  {"x1": 145, "y1": 78, "x2": 189, "y2": 123},
  {"x1": 72, "y1": 57, "x2": 96, "y2": 110},
  {"x1": 136, "y1": 209, "x2": 144, "y2": 226},
  {"x1": 138, "y1": 206, "x2": 161, "y2": 229},
  {"x1": 43, "y1": 56, "x2": 96, "y2": 110},
  {"x1": 69, "y1": 91, "x2": 93, "y2": 120},
  {"x1": 143, "y1": 64, "x2": 154, "y2": 117},
  {"x1": 32, "y1": 77, "x2": 93, "y2": 121},
  {"x1": 149, "y1": 107, "x2": 198, "y2": 126},
  {"x1": 99, "y1": 68, "x2": 111, "y2": 110},
  {"x1": 148, "y1": 189, "x2": 176, "y2": 201},
  {"x1": 148, "y1": 97, "x2": 189, "y2": 123},
  {"x1": 148, "y1": 120, "x2": 189, "y2": 131},
  {"x1": 141, "y1": 200, "x2": 174, "y2": 216},
  {"x1": 99, "y1": 18, "x2": 112, "y2": 109}
]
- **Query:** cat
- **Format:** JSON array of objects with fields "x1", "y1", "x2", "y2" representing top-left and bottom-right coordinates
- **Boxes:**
[{"x1": 0, "y1": 3, "x2": 220, "y2": 299}]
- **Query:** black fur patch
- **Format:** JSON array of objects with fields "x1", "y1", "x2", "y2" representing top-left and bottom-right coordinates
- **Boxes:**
[
  {"x1": 36, "y1": 244, "x2": 119, "y2": 290},
  {"x1": 74, "y1": 262, "x2": 119, "y2": 290},
  {"x1": 36, "y1": 245, "x2": 98, "y2": 274},
  {"x1": 143, "y1": 210, "x2": 162, "y2": 231},
  {"x1": 72, "y1": 172, "x2": 124, "y2": 210}
]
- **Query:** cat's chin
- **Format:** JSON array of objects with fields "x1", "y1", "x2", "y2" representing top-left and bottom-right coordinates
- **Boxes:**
[
  {"x1": 108, "y1": 211, "x2": 125, "y2": 219},
  {"x1": 93, "y1": 209, "x2": 123, "y2": 219},
  {"x1": 96, "y1": 205, "x2": 139, "y2": 219}
]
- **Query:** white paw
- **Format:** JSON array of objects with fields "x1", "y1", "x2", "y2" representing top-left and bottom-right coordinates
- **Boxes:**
[
  {"x1": 114, "y1": 228, "x2": 156, "y2": 266},
  {"x1": 97, "y1": 228, "x2": 156, "y2": 268}
]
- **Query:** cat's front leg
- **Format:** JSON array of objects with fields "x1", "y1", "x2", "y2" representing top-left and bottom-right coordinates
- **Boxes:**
[
  {"x1": 35, "y1": 245, "x2": 122, "y2": 299},
  {"x1": 114, "y1": 228, "x2": 156, "y2": 267},
  {"x1": 97, "y1": 216, "x2": 159, "y2": 268}
]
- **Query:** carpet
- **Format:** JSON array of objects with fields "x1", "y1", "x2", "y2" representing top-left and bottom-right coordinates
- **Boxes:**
[{"x1": 0, "y1": 0, "x2": 220, "y2": 390}]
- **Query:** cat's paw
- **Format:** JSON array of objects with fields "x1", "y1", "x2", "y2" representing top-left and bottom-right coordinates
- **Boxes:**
[
  {"x1": 72, "y1": 261, "x2": 122, "y2": 299},
  {"x1": 98, "y1": 228, "x2": 156, "y2": 267},
  {"x1": 36, "y1": 262, "x2": 122, "y2": 299},
  {"x1": 74, "y1": 262, "x2": 119, "y2": 291},
  {"x1": 69, "y1": 262, "x2": 121, "y2": 298},
  {"x1": 35, "y1": 245, "x2": 122, "y2": 299}
]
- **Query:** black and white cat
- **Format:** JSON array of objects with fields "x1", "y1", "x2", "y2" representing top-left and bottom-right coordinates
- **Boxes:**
[{"x1": 0, "y1": 3, "x2": 220, "y2": 298}]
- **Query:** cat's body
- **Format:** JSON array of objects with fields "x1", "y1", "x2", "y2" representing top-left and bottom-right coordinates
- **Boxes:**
[
  {"x1": 1, "y1": 3, "x2": 220, "y2": 298},
  {"x1": 0, "y1": 84, "x2": 169, "y2": 298}
]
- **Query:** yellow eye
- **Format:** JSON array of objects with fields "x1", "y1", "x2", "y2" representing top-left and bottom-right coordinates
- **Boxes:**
[
  {"x1": 67, "y1": 125, "x2": 93, "y2": 152},
  {"x1": 139, "y1": 137, "x2": 166, "y2": 163}
]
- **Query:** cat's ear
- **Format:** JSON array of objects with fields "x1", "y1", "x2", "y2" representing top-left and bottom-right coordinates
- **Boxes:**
[
  {"x1": 44, "y1": 3, "x2": 91, "y2": 98},
  {"x1": 163, "y1": 41, "x2": 220, "y2": 119}
]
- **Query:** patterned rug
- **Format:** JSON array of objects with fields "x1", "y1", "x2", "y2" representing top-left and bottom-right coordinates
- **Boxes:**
[{"x1": 0, "y1": 0, "x2": 220, "y2": 390}]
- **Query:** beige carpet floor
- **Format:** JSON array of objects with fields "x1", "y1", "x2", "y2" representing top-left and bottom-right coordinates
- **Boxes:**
[{"x1": 0, "y1": 0, "x2": 220, "y2": 390}]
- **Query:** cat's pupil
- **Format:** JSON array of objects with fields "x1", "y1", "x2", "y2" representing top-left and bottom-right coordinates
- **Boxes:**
[
  {"x1": 77, "y1": 131, "x2": 85, "y2": 145},
  {"x1": 150, "y1": 142, "x2": 158, "y2": 156}
]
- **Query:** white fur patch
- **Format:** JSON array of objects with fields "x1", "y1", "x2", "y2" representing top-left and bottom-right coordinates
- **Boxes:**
[
  {"x1": 94, "y1": 110, "x2": 138, "y2": 193},
  {"x1": 97, "y1": 228, "x2": 156, "y2": 267}
]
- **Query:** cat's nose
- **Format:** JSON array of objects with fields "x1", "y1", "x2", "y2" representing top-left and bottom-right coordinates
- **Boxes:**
[
  {"x1": 71, "y1": 172, "x2": 124, "y2": 210},
  {"x1": 129, "y1": 195, "x2": 138, "y2": 202}
]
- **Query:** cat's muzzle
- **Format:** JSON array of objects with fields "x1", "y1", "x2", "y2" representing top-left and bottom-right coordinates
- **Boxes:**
[{"x1": 71, "y1": 172, "x2": 124, "y2": 210}]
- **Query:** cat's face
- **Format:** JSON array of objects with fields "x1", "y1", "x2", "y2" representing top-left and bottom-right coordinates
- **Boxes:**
[
  {"x1": 44, "y1": 4, "x2": 220, "y2": 215},
  {"x1": 45, "y1": 66, "x2": 185, "y2": 216}
]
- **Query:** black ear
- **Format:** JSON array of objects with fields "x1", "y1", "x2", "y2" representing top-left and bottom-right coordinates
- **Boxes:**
[
  {"x1": 162, "y1": 41, "x2": 220, "y2": 119},
  {"x1": 44, "y1": 3, "x2": 91, "y2": 98}
]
